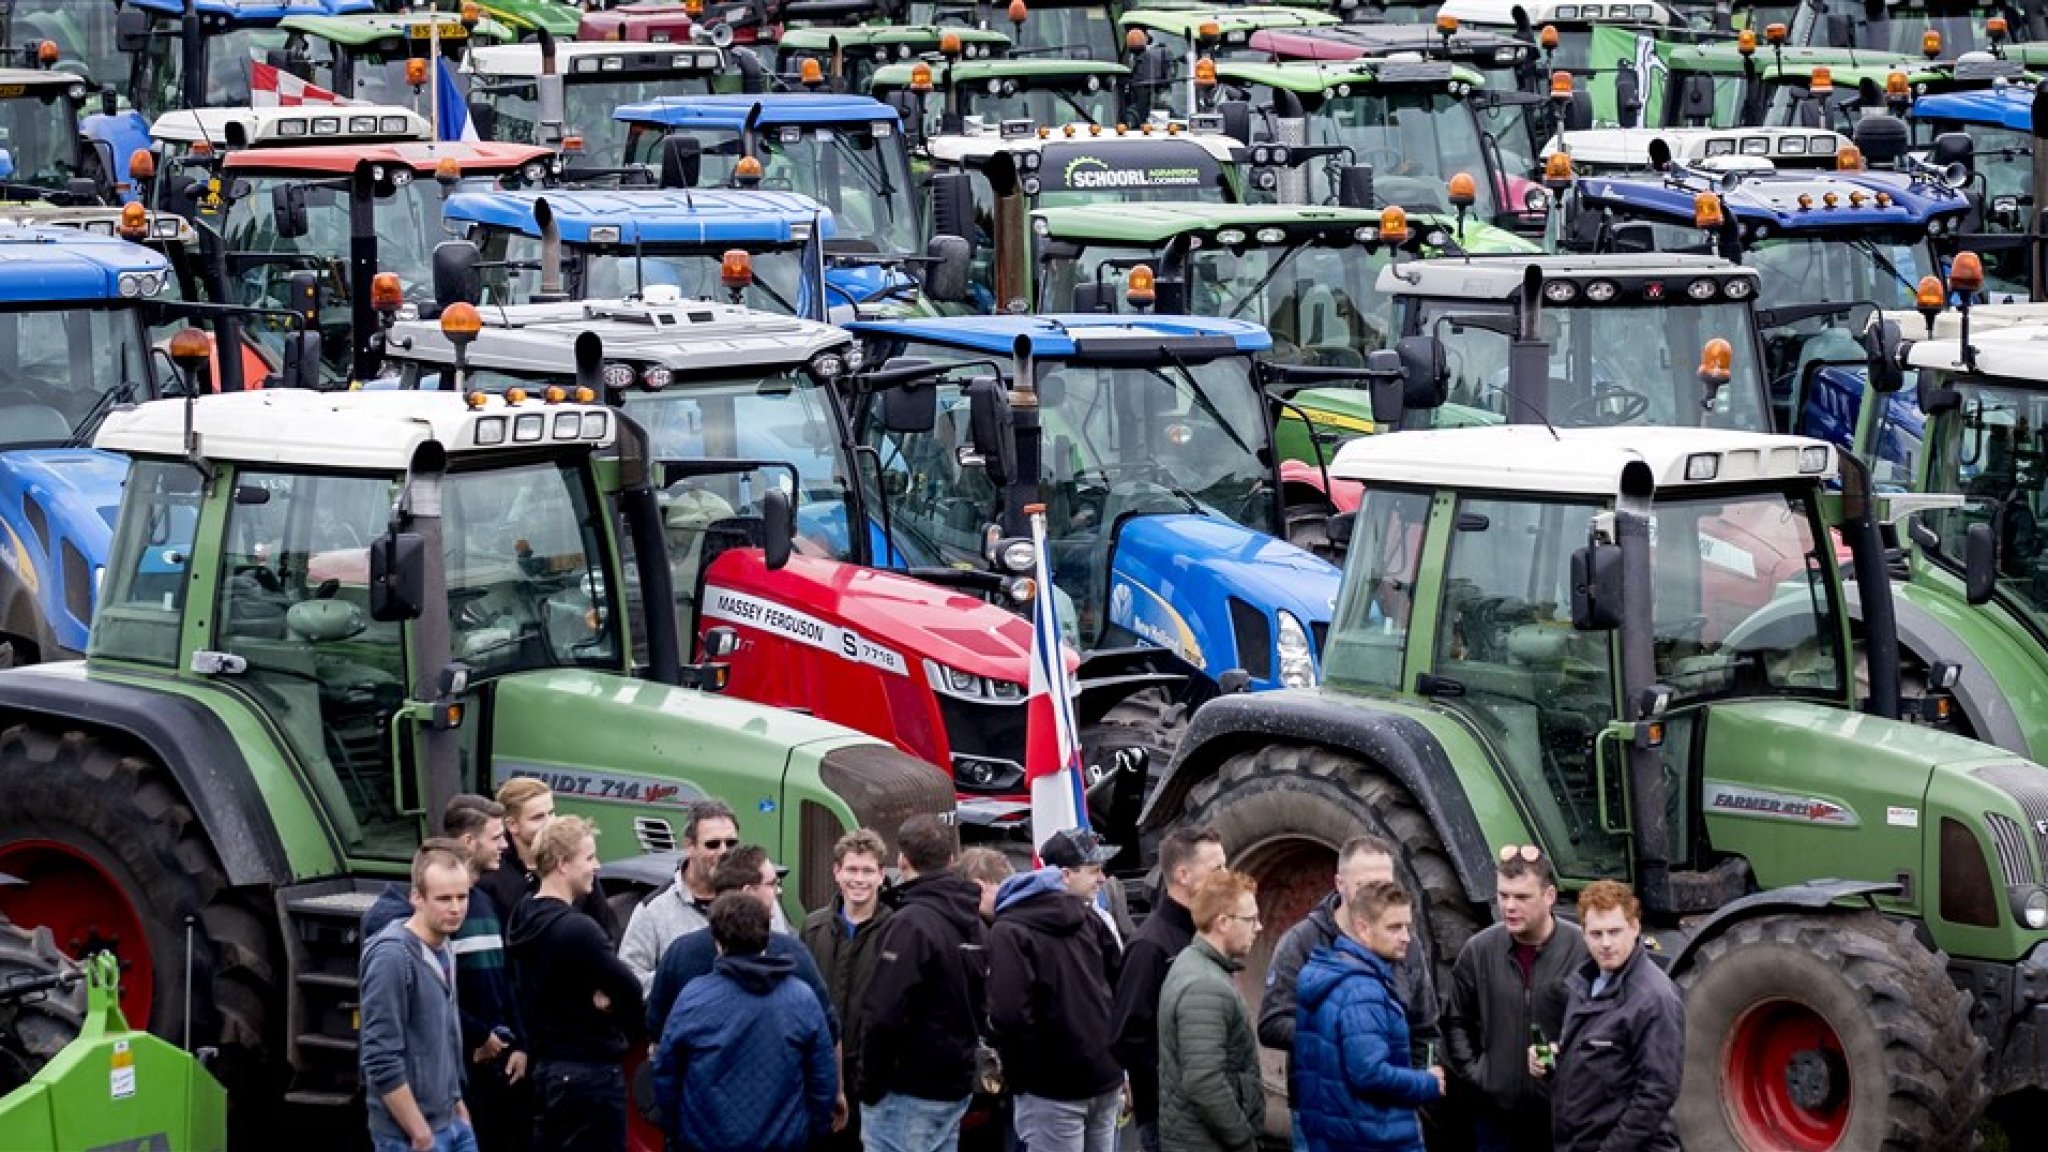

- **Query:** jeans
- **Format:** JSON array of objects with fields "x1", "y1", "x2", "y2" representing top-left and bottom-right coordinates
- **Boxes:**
[
  {"x1": 373, "y1": 1120, "x2": 479, "y2": 1152},
  {"x1": 861, "y1": 1093, "x2": 972, "y2": 1152},
  {"x1": 533, "y1": 1058, "x2": 625, "y2": 1152},
  {"x1": 1011, "y1": 1090, "x2": 1118, "y2": 1152}
]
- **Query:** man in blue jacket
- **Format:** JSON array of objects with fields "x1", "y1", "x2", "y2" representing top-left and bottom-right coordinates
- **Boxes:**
[
  {"x1": 652, "y1": 892, "x2": 839, "y2": 1152},
  {"x1": 1293, "y1": 880, "x2": 1446, "y2": 1152}
]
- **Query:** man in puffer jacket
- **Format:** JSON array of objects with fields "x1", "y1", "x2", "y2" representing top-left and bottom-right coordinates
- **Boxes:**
[
  {"x1": 653, "y1": 892, "x2": 837, "y2": 1152},
  {"x1": 1293, "y1": 880, "x2": 1445, "y2": 1152}
]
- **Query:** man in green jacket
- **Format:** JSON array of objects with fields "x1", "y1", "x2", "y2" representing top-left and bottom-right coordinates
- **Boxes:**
[
  {"x1": 799, "y1": 828, "x2": 894, "y2": 1152},
  {"x1": 1158, "y1": 869, "x2": 1266, "y2": 1152}
]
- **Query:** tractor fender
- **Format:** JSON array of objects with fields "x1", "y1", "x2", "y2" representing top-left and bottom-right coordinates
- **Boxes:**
[
  {"x1": 1073, "y1": 645, "x2": 1200, "y2": 727},
  {"x1": 1139, "y1": 691, "x2": 1497, "y2": 905},
  {"x1": 1666, "y1": 878, "x2": 1903, "y2": 974},
  {"x1": 599, "y1": 849, "x2": 683, "y2": 895},
  {"x1": 0, "y1": 672, "x2": 288, "y2": 887}
]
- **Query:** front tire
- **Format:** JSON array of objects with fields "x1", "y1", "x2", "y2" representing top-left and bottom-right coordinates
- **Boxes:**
[{"x1": 1675, "y1": 911, "x2": 1987, "y2": 1152}]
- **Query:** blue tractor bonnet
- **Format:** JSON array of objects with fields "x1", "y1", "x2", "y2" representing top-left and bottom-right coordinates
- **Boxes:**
[
  {"x1": 442, "y1": 188, "x2": 839, "y2": 246},
  {"x1": 125, "y1": 0, "x2": 373, "y2": 18},
  {"x1": 848, "y1": 313, "x2": 1273, "y2": 357},
  {"x1": 1912, "y1": 85, "x2": 2034, "y2": 130},
  {"x1": 0, "y1": 227, "x2": 171, "y2": 302},
  {"x1": 1574, "y1": 166, "x2": 1970, "y2": 233},
  {"x1": 614, "y1": 93, "x2": 905, "y2": 131}
]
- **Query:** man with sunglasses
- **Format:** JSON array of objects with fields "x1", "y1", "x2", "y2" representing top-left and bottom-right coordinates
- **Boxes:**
[
  {"x1": 1444, "y1": 846, "x2": 1587, "y2": 1152},
  {"x1": 621, "y1": 799, "x2": 790, "y2": 992}
]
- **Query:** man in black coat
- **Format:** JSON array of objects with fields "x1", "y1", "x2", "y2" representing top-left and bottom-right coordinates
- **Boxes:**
[
  {"x1": 1535, "y1": 881, "x2": 1683, "y2": 1152},
  {"x1": 857, "y1": 814, "x2": 989, "y2": 1152},
  {"x1": 988, "y1": 828, "x2": 1125, "y2": 1151},
  {"x1": 1110, "y1": 825, "x2": 1227, "y2": 1152}
]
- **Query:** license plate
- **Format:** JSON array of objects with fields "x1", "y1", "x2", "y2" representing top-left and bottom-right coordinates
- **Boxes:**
[{"x1": 408, "y1": 22, "x2": 467, "y2": 39}]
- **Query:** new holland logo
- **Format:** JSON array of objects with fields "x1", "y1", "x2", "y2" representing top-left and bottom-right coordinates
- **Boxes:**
[{"x1": 1703, "y1": 781, "x2": 1859, "y2": 827}]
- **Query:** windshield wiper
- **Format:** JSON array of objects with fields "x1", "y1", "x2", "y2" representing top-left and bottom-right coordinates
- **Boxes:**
[
  {"x1": 1223, "y1": 241, "x2": 1308, "y2": 323},
  {"x1": 71, "y1": 380, "x2": 138, "y2": 447}
]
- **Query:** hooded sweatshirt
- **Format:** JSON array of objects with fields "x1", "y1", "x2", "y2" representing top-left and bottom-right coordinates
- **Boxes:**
[
  {"x1": 1293, "y1": 937, "x2": 1440, "y2": 1152},
  {"x1": 653, "y1": 950, "x2": 838, "y2": 1152},
  {"x1": 855, "y1": 868, "x2": 989, "y2": 1104},
  {"x1": 359, "y1": 920, "x2": 465, "y2": 1143},
  {"x1": 480, "y1": 842, "x2": 620, "y2": 946},
  {"x1": 986, "y1": 868, "x2": 1124, "y2": 1101},
  {"x1": 505, "y1": 893, "x2": 645, "y2": 1063}
]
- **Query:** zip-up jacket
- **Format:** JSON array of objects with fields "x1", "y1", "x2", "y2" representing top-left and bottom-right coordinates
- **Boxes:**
[
  {"x1": 1293, "y1": 936, "x2": 1440, "y2": 1152},
  {"x1": 1109, "y1": 893, "x2": 1195, "y2": 1123},
  {"x1": 1442, "y1": 919, "x2": 1586, "y2": 1124},
  {"x1": 1258, "y1": 890, "x2": 1437, "y2": 1099},
  {"x1": 1551, "y1": 947, "x2": 1684, "y2": 1152},
  {"x1": 800, "y1": 894, "x2": 893, "y2": 1094}
]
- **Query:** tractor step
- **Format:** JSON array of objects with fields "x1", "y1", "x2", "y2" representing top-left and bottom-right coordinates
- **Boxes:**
[
  {"x1": 295, "y1": 1033, "x2": 358, "y2": 1053},
  {"x1": 276, "y1": 877, "x2": 394, "y2": 1102},
  {"x1": 296, "y1": 971, "x2": 357, "y2": 990},
  {"x1": 283, "y1": 1090, "x2": 357, "y2": 1108}
]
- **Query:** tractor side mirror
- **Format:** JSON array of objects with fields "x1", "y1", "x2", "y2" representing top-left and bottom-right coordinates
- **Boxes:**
[
  {"x1": 271, "y1": 182, "x2": 308, "y2": 240},
  {"x1": 1863, "y1": 317, "x2": 1904, "y2": 394},
  {"x1": 930, "y1": 171, "x2": 974, "y2": 243},
  {"x1": 967, "y1": 376, "x2": 1015, "y2": 486},
  {"x1": 922, "y1": 234, "x2": 971, "y2": 303},
  {"x1": 281, "y1": 328, "x2": 321, "y2": 390},
  {"x1": 1610, "y1": 221, "x2": 1658, "y2": 253},
  {"x1": 1917, "y1": 372, "x2": 1962, "y2": 416},
  {"x1": 432, "y1": 240, "x2": 483, "y2": 309},
  {"x1": 1966, "y1": 521, "x2": 1997, "y2": 605},
  {"x1": 1336, "y1": 164, "x2": 1375, "y2": 209},
  {"x1": 1216, "y1": 99, "x2": 1252, "y2": 145},
  {"x1": 369, "y1": 531, "x2": 427, "y2": 622},
  {"x1": 761, "y1": 488, "x2": 793, "y2": 572},
  {"x1": 1570, "y1": 542, "x2": 1625, "y2": 630},
  {"x1": 1072, "y1": 281, "x2": 1116, "y2": 313},
  {"x1": 659, "y1": 135, "x2": 702, "y2": 189},
  {"x1": 1365, "y1": 349, "x2": 1407, "y2": 426},
  {"x1": 1368, "y1": 335, "x2": 1449, "y2": 425},
  {"x1": 116, "y1": 6, "x2": 150, "y2": 53},
  {"x1": 1679, "y1": 74, "x2": 1715, "y2": 123},
  {"x1": 880, "y1": 382, "x2": 938, "y2": 433}
]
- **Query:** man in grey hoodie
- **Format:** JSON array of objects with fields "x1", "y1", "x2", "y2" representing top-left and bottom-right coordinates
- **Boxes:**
[{"x1": 361, "y1": 841, "x2": 477, "y2": 1152}]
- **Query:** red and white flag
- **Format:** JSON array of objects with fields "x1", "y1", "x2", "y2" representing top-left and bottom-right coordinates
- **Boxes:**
[
  {"x1": 1023, "y1": 504, "x2": 1089, "y2": 856},
  {"x1": 250, "y1": 61, "x2": 359, "y2": 108}
]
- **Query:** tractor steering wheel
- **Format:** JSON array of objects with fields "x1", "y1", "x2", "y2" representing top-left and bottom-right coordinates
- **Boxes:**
[{"x1": 1561, "y1": 385, "x2": 1652, "y2": 427}]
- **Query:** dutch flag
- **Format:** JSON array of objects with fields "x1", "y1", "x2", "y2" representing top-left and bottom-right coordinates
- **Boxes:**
[{"x1": 1023, "y1": 504, "x2": 1089, "y2": 856}]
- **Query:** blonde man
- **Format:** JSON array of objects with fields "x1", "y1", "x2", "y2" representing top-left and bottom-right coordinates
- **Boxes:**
[{"x1": 482, "y1": 778, "x2": 618, "y2": 943}]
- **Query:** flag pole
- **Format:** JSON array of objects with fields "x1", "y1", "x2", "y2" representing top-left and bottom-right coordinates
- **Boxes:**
[{"x1": 428, "y1": 16, "x2": 442, "y2": 142}]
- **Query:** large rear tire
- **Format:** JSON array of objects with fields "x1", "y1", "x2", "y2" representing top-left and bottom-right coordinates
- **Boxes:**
[
  {"x1": 0, "y1": 919, "x2": 86, "y2": 1095},
  {"x1": 0, "y1": 727, "x2": 279, "y2": 1093},
  {"x1": 1675, "y1": 911, "x2": 1987, "y2": 1152}
]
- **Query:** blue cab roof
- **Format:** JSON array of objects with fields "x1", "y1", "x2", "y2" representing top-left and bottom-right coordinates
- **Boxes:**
[
  {"x1": 128, "y1": 0, "x2": 373, "y2": 20},
  {"x1": 850, "y1": 314, "x2": 1273, "y2": 359},
  {"x1": 1912, "y1": 85, "x2": 2032, "y2": 131},
  {"x1": 1575, "y1": 169, "x2": 1968, "y2": 231},
  {"x1": 443, "y1": 189, "x2": 838, "y2": 246},
  {"x1": 614, "y1": 94, "x2": 903, "y2": 130},
  {"x1": 0, "y1": 228, "x2": 170, "y2": 303}
]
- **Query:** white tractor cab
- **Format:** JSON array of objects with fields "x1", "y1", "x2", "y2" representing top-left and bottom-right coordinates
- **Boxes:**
[
  {"x1": 1548, "y1": 124, "x2": 1857, "y2": 175},
  {"x1": 923, "y1": 116, "x2": 1243, "y2": 310},
  {"x1": 143, "y1": 104, "x2": 434, "y2": 215},
  {"x1": 1437, "y1": 0, "x2": 1687, "y2": 67},
  {"x1": 463, "y1": 39, "x2": 725, "y2": 161}
]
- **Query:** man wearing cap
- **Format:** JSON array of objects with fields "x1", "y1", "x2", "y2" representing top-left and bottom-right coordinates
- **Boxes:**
[{"x1": 987, "y1": 828, "x2": 1126, "y2": 1151}]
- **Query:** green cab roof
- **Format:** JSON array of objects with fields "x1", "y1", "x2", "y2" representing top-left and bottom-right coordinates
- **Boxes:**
[
  {"x1": 278, "y1": 11, "x2": 508, "y2": 47},
  {"x1": 471, "y1": 0, "x2": 585, "y2": 36},
  {"x1": 870, "y1": 58, "x2": 1127, "y2": 88},
  {"x1": 1668, "y1": 42, "x2": 1930, "y2": 78},
  {"x1": 1119, "y1": 6, "x2": 1339, "y2": 39},
  {"x1": 1215, "y1": 57, "x2": 1485, "y2": 92},
  {"x1": 1032, "y1": 199, "x2": 1536, "y2": 253},
  {"x1": 775, "y1": 24, "x2": 1012, "y2": 49}
]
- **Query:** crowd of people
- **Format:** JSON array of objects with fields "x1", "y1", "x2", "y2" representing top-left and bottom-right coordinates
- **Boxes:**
[{"x1": 356, "y1": 785, "x2": 1684, "y2": 1152}]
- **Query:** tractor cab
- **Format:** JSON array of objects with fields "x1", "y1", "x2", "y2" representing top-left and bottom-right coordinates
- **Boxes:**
[
  {"x1": 464, "y1": 39, "x2": 723, "y2": 158},
  {"x1": 1436, "y1": 0, "x2": 1687, "y2": 74},
  {"x1": 1117, "y1": 7, "x2": 1340, "y2": 119},
  {"x1": 0, "y1": 68, "x2": 100, "y2": 205},
  {"x1": 265, "y1": 9, "x2": 505, "y2": 108},
  {"x1": 915, "y1": 0, "x2": 1129, "y2": 63},
  {"x1": 771, "y1": 24, "x2": 1011, "y2": 93},
  {"x1": 1548, "y1": 125, "x2": 1965, "y2": 421},
  {"x1": 1911, "y1": 84, "x2": 2048, "y2": 299},
  {"x1": 115, "y1": 0, "x2": 376, "y2": 119},
  {"x1": 215, "y1": 138, "x2": 557, "y2": 383},
  {"x1": 1655, "y1": 38, "x2": 2014, "y2": 130},
  {"x1": 571, "y1": 0, "x2": 701, "y2": 43},
  {"x1": 442, "y1": 187, "x2": 838, "y2": 319},
  {"x1": 1552, "y1": 123, "x2": 1859, "y2": 174},
  {"x1": 848, "y1": 311, "x2": 1344, "y2": 688},
  {"x1": 922, "y1": 120, "x2": 1242, "y2": 310},
  {"x1": 1790, "y1": 0, "x2": 2037, "y2": 54},
  {"x1": 871, "y1": 58, "x2": 1132, "y2": 143},
  {"x1": 1, "y1": 0, "x2": 128, "y2": 87},
  {"x1": 1382, "y1": 252, "x2": 1776, "y2": 432}
]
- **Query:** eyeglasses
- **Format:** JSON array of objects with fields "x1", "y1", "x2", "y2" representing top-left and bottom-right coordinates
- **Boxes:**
[
  {"x1": 699, "y1": 838, "x2": 739, "y2": 850},
  {"x1": 750, "y1": 875, "x2": 784, "y2": 890},
  {"x1": 1225, "y1": 912, "x2": 1262, "y2": 926},
  {"x1": 1499, "y1": 844, "x2": 1545, "y2": 864}
]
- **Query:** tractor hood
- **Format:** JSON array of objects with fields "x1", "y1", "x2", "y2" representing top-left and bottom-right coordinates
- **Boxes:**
[
  {"x1": 702, "y1": 548, "x2": 1042, "y2": 682},
  {"x1": 0, "y1": 449, "x2": 127, "y2": 538},
  {"x1": 1108, "y1": 514, "x2": 1337, "y2": 690}
]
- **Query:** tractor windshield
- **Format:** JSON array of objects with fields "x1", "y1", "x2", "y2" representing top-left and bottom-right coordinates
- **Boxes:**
[
  {"x1": 476, "y1": 74, "x2": 715, "y2": 158},
  {"x1": 142, "y1": 24, "x2": 290, "y2": 113},
  {"x1": 1648, "y1": 487, "x2": 1847, "y2": 703},
  {"x1": 1796, "y1": 2, "x2": 1994, "y2": 53},
  {"x1": 0, "y1": 305, "x2": 154, "y2": 447},
  {"x1": 1917, "y1": 372, "x2": 2048, "y2": 634},
  {"x1": 626, "y1": 122, "x2": 919, "y2": 258},
  {"x1": 0, "y1": 92, "x2": 83, "y2": 196},
  {"x1": 9, "y1": 0, "x2": 126, "y2": 87},
  {"x1": 1742, "y1": 234, "x2": 1931, "y2": 311},
  {"x1": 1006, "y1": 7, "x2": 1120, "y2": 60},
  {"x1": 475, "y1": 232, "x2": 813, "y2": 316},
  {"x1": 926, "y1": 78, "x2": 1124, "y2": 131},
  {"x1": 1304, "y1": 89, "x2": 1495, "y2": 217},
  {"x1": 1414, "y1": 298, "x2": 1771, "y2": 430}
]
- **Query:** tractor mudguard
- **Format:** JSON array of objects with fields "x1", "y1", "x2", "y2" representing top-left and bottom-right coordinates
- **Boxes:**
[
  {"x1": 1881, "y1": 590, "x2": 2029, "y2": 755},
  {"x1": 1142, "y1": 690, "x2": 1497, "y2": 905},
  {"x1": 0, "y1": 672, "x2": 288, "y2": 887},
  {"x1": 1073, "y1": 645, "x2": 1198, "y2": 727},
  {"x1": 1667, "y1": 878, "x2": 1902, "y2": 973},
  {"x1": 599, "y1": 849, "x2": 684, "y2": 894}
]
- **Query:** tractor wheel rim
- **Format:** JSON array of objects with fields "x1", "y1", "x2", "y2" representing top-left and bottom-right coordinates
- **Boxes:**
[
  {"x1": 0, "y1": 839, "x2": 155, "y2": 1026},
  {"x1": 1726, "y1": 997, "x2": 1849, "y2": 1151}
]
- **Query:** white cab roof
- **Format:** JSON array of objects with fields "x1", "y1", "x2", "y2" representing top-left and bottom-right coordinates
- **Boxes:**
[
  {"x1": 1550, "y1": 126, "x2": 1848, "y2": 169},
  {"x1": 1439, "y1": 0, "x2": 1674, "y2": 26},
  {"x1": 465, "y1": 41, "x2": 722, "y2": 77},
  {"x1": 151, "y1": 105, "x2": 432, "y2": 147},
  {"x1": 1331, "y1": 425, "x2": 1836, "y2": 495},
  {"x1": 1903, "y1": 318, "x2": 2048, "y2": 380},
  {"x1": 386, "y1": 295, "x2": 849, "y2": 375},
  {"x1": 95, "y1": 389, "x2": 615, "y2": 472}
]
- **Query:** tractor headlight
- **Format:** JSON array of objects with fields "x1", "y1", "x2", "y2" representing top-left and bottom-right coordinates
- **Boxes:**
[
  {"x1": 997, "y1": 538, "x2": 1036, "y2": 573},
  {"x1": 2012, "y1": 885, "x2": 2048, "y2": 930},
  {"x1": 1277, "y1": 610, "x2": 1316, "y2": 689},
  {"x1": 923, "y1": 657, "x2": 1027, "y2": 703}
]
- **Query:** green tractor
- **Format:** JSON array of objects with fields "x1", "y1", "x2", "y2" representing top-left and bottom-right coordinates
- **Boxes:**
[
  {"x1": 0, "y1": 384, "x2": 955, "y2": 1118},
  {"x1": 1145, "y1": 413, "x2": 2044, "y2": 1147}
]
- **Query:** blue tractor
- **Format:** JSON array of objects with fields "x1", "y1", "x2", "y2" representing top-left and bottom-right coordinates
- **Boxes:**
[
  {"x1": 83, "y1": 0, "x2": 375, "y2": 197},
  {"x1": 612, "y1": 94, "x2": 966, "y2": 318},
  {"x1": 0, "y1": 226, "x2": 175, "y2": 666},
  {"x1": 1910, "y1": 83, "x2": 2048, "y2": 300},
  {"x1": 846, "y1": 312, "x2": 1344, "y2": 851}
]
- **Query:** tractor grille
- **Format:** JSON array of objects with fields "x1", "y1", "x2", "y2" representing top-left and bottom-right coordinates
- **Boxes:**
[
  {"x1": 1985, "y1": 813, "x2": 2036, "y2": 889},
  {"x1": 1974, "y1": 763, "x2": 2048, "y2": 885}
]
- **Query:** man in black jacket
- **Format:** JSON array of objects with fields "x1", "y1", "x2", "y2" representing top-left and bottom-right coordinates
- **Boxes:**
[
  {"x1": 1110, "y1": 824, "x2": 1226, "y2": 1152},
  {"x1": 989, "y1": 827, "x2": 1125, "y2": 1152},
  {"x1": 485, "y1": 777, "x2": 619, "y2": 944},
  {"x1": 1532, "y1": 881, "x2": 1682, "y2": 1152},
  {"x1": 1444, "y1": 846, "x2": 1587, "y2": 1152},
  {"x1": 505, "y1": 815, "x2": 645, "y2": 1152},
  {"x1": 1257, "y1": 834, "x2": 1438, "y2": 1151},
  {"x1": 857, "y1": 814, "x2": 989, "y2": 1152}
]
